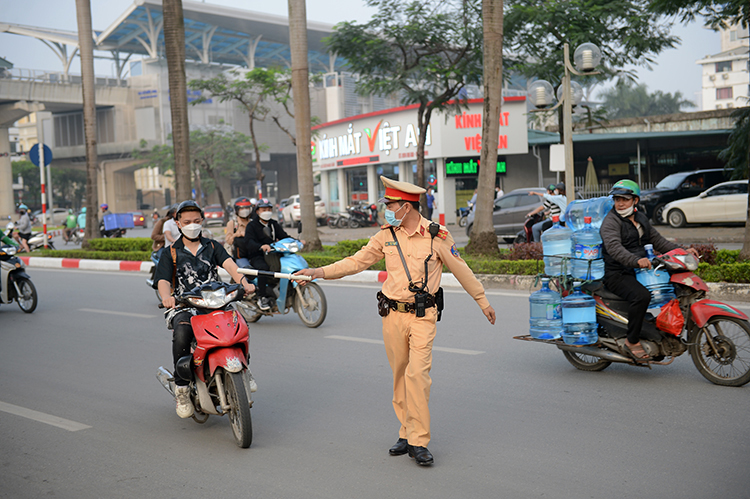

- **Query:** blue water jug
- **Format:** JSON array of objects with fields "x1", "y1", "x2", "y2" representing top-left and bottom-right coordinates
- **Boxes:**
[
  {"x1": 564, "y1": 196, "x2": 615, "y2": 233},
  {"x1": 541, "y1": 216, "x2": 573, "y2": 276},
  {"x1": 561, "y1": 283, "x2": 598, "y2": 345},
  {"x1": 529, "y1": 278, "x2": 563, "y2": 340},
  {"x1": 636, "y1": 244, "x2": 676, "y2": 308},
  {"x1": 572, "y1": 216, "x2": 604, "y2": 280}
]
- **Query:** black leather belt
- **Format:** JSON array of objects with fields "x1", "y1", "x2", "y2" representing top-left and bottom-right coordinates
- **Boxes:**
[{"x1": 384, "y1": 294, "x2": 436, "y2": 313}]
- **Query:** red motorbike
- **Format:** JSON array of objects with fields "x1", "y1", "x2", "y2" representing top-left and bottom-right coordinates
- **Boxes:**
[
  {"x1": 517, "y1": 249, "x2": 750, "y2": 387},
  {"x1": 157, "y1": 281, "x2": 254, "y2": 448}
]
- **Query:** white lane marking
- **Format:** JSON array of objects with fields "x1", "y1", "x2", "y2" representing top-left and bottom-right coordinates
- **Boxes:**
[
  {"x1": 0, "y1": 401, "x2": 91, "y2": 432},
  {"x1": 325, "y1": 335, "x2": 484, "y2": 355},
  {"x1": 79, "y1": 308, "x2": 156, "y2": 319}
]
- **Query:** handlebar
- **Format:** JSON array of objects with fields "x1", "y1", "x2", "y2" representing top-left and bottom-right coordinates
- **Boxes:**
[{"x1": 237, "y1": 267, "x2": 312, "y2": 281}]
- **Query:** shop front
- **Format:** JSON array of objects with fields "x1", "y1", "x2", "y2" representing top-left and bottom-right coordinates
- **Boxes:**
[{"x1": 312, "y1": 97, "x2": 529, "y2": 225}]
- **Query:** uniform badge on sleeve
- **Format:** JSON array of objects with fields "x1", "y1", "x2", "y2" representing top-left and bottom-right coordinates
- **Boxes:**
[{"x1": 450, "y1": 244, "x2": 460, "y2": 257}]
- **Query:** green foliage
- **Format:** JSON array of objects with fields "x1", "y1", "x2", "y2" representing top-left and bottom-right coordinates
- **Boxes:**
[
  {"x1": 695, "y1": 262, "x2": 750, "y2": 283},
  {"x1": 87, "y1": 238, "x2": 153, "y2": 252},
  {"x1": 649, "y1": 0, "x2": 750, "y2": 30},
  {"x1": 599, "y1": 80, "x2": 696, "y2": 119},
  {"x1": 718, "y1": 106, "x2": 750, "y2": 179},
  {"x1": 328, "y1": 239, "x2": 371, "y2": 257},
  {"x1": 505, "y1": 0, "x2": 679, "y2": 85},
  {"x1": 716, "y1": 249, "x2": 740, "y2": 264},
  {"x1": 36, "y1": 249, "x2": 151, "y2": 261}
]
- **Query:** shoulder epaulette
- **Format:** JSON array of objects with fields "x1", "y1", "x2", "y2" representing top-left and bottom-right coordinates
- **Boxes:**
[
  {"x1": 381, "y1": 224, "x2": 392, "y2": 230},
  {"x1": 436, "y1": 229, "x2": 448, "y2": 240}
]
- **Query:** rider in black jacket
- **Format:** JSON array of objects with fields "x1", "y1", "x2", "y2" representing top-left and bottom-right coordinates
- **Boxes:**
[
  {"x1": 239, "y1": 198, "x2": 290, "y2": 311},
  {"x1": 600, "y1": 180, "x2": 698, "y2": 360}
]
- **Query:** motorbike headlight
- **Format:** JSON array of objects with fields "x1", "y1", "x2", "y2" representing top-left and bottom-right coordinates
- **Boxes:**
[
  {"x1": 1, "y1": 246, "x2": 17, "y2": 256},
  {"x1": 186, "y1": 288, "x2": 239, "y2": 309}
]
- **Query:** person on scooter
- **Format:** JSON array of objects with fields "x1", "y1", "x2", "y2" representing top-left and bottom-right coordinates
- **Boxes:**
[
  {"x1": 225, "y1": 197, "x2": 253, "y2": 267},
  {"x1": 163, "y1": 205, "x2": 180, "y2": 248},
  {"x1": 526, "y1": 184, "x2": 561, "y2": 242},
  {"x1": 98, "y1": 203, "x2": 111, "y2": 237},
  {"x1": 239, "y1": 198, "x2": 291, "y2": 311},
  {"x1": 77, "y1": 207, "x2": 87, "y2": 229},
  {"x1": 600, "y1": 179, "x2": 699, "y2": 361},
  {"x1": 64, "y1": 209, "x2": 77, "y2": 243},
  {"x1": 154, "y1": 200, "x2": 255, "y2": 418},
  {"x1": 151, "y1": 205, "x2": 177, "y2": 256},
  {"x1": 15, "y1": 205, "x2": 32, "y2": 253}
]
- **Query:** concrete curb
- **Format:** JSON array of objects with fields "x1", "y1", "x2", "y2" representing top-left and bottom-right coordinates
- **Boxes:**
[{"x1": 19, "y1": 256, "x2": 750, "y2": 302}]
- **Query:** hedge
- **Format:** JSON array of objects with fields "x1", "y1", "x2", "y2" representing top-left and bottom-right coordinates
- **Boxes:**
[
  {"x1": 37, "y1": 249, "x2": 151, "y2": 261},
  {"x1": 88, "y1": 238, "x2": 152, "y2": 252}
]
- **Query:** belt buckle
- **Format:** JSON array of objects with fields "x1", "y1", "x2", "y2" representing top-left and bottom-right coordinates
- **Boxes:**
[{"x1": 396, "y1": 302, "x2": 407, "y2": 313}]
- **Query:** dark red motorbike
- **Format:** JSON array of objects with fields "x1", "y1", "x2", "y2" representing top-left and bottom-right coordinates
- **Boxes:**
[
  {"x1": 517, "y1": 249, "x2": 750, "y2": 386},
  {"x1": 157, "y1": 281, "x2": 254, "y2": 447},
  {"x1": 347, "y1": 203, "x2": 379, "y2": 228},
  {"x1": 515, "y1": 212, "x2": 545, "y2": 244}
]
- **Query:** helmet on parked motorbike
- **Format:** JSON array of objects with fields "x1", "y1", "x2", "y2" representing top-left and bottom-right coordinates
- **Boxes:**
[
  {"x1": 256, "y1": 198, "x2": 273, "y2": 209},
  {"x1": 234, "y1": 197, "x2": 252, "y2": 215},
  {"x1": 100, "y1": 203, "x2": 108, "y2": 211},
  {"x1": 175, "y1": 200, "x2": 204, "y2": 220},
  {"x1": 609, "y1": 179, "x2": 640, "y2": 198}
]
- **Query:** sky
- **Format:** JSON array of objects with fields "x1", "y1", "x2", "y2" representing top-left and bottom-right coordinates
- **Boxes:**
[{"x1": 0, "y1": 0, "x2": 720, "y2": 110}]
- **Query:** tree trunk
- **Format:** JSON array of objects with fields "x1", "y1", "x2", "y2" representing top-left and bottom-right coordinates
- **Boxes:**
[
  {"x1": 75, "y1": 0, "x2": 99, "y2": 245},
  {"x1": 466, "y1": 0, "x2": 503, "y2": 256},
  {"x1": 416, "y1": 102, "x2": 432, "y2": 215},
  {"x1": 211, "y1": 167, "x2": 227, "y2": 225},
  {"x1": 288, "y1": 0, "x2": 321, "y2": 250},
  {"x1": 163, "y1": 0, "x2": 192, "y2": 203},
  {"x1": 740, "y1": 165, "x2": 750, "y2": 262},
  {"x1": 249, "y1": 115, "x2": 265, "y2": 184}
]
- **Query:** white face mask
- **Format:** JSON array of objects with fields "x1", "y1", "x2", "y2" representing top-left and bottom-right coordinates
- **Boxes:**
[
  {"x1": 259, "y1": 211, "x2": 273, "y2": 222},
  {"x1": 238, "y1": 208, "x2": 251, "y2": 218},
  {"x1": 616, "y1": 205, "x2": 635, "y2": 218},
  {"x1": 180, "y1": 223, "x2": 202, "y2": 240}
]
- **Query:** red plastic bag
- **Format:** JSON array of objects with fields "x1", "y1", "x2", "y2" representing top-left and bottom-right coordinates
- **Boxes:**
[{"x1": 656, "y1": 299, "x2": 684, "y2": 336}]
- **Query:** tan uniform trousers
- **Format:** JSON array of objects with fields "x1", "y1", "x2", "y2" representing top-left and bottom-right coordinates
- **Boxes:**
[{"x1": 382, "y1": 306, "x2": 438, "y2": 448}]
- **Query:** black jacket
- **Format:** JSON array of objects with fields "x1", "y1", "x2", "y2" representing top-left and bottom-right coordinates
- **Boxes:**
[
  {"x1": 240, "y1": 217, "x2": 290, "y2": 260},
  {"x1": 600, "y1": 208, "x2": 678, "y2": 277}
]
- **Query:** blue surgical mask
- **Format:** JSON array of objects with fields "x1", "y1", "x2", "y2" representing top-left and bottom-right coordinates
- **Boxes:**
[{"x1": 384, "y1": 204, "x2": 406, "y2": 227}]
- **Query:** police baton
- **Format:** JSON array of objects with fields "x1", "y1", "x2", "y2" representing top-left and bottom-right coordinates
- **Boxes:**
[{"x1": 237, "y1": 268, "x2": 312, "y2": 281}]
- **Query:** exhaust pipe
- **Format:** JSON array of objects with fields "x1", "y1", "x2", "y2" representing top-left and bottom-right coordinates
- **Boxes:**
[
  {"x1": 556, "y1": 344, "x2": 633, "y2": 363},
  {"x1": 156, "y1": 366, "x2": 175, "y2": 396}
]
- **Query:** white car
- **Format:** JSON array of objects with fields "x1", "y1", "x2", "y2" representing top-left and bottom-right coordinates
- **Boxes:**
[
  {"x1": 281, "y1": 194, "x2": 327, "y2": 227},
  {"x1": 662, "y1": 180, "x2": 748, "y2": 228}
]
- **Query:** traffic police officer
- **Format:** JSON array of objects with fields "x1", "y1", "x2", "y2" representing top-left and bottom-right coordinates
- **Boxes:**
[{"x1": 297, "y1": 176, "x2": 496, "y2": 466}]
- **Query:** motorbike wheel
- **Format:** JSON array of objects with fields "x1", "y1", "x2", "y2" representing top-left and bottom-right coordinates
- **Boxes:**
[
  {"x1": 237, "y1": 301, "x2": 263, "y2": 323},
  {"x1": 15, "y1": 277, "x2": 38, "y2": 313},
  {"x1": 327, "y1": 217, "x2": 337, "y2": 228},
  {"x1": 458, "y1": 216, "x2": 468, "y2": 228},
  {"x1": 294, "y1": 282, "x2": 327, "y2": 328},
  {"x1": 514, "y1": 233, "x2": 527, "y2": 244},
  {"x1": 224, "y1": 371, "x2": 253, "y2": 448},
  {"x1": 689, "y1": 317, "x2": 750, "y2": 387},
  {"x1": 561, "y1": 350, "x2": 611, "y2": 372},
  {"x1": 348, "y1": 219, "x2": 360, "y2": 229},
  {"x1": 336, "y1": 218, "x2": 349, "y2": 229}
]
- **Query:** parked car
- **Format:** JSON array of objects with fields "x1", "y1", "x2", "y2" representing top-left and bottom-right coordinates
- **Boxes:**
[
  {"x1": 32, "y1": 207, "x2": 69, "y2": 226},
  {"x1": 465, "y1": 187, "x2": 545, "y2": 243},
  {"x1": 203, "y1": 204, "x2": 225, "y2": 226},
  {"x1": 661, "y1": 180, "x2": 748, "y2": 228},
  {"x1": 129, "y1": 211, "x2": 147, "y2": 229},
  {"x1": 278, "y1": 197, "x2": 291, "y2": 226},
  {"x1": 281, "y1": 195, "x2": 327, "y2": 227},
  {"x1": 639, "y1": 168, "x2": 730, "y2": 224}
]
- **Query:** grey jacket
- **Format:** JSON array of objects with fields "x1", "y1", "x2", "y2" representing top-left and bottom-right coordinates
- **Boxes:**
[
  {"x1": 16, "y1": 213, "x2": 31, "y2": 234},
  {"x1": 600, "y1": 209, "x2": 678, "y2": 275}
]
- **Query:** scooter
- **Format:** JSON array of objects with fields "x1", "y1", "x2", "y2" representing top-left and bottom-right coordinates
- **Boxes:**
[
  {"x1": 27, "y1": 231, "x2": 57, "y2": 251},
  {"x1": 516, "y1": 249, "x2": 750, "y2": 387},
  {"x1": 514, "y1": 212, "x2": 545, "y2": 244},
  {"x1": 456, "y1": 205, "x2": 471, "y2": 228},
  {"x1": 156, "y1": 281, "x2": 255, "y2": 448},
  {"x1": 0, "y1": 243, "x2": 38, "y2": 313},
  {"x1": 347, "y1": 203, "x2": 379, "y2": 228},
  {"x1": 327, "y1": 211, "x2": 351, "y2": 229},
  {"x1": 235, "y1": 238, "x2": 327, "y2": 328}
]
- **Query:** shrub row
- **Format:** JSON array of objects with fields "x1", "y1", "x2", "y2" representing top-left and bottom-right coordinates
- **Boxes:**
[
  {"x1": 88, "y1": 238, "x2": 153, "y2": 252},
  {"x1": 694, "y1": 262, "x2": 750, "y2": 284}
]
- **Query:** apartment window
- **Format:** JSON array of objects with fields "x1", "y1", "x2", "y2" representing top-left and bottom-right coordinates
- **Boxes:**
[
  {"x1": 716, "y1": 87, "x2": 733, "y2": 100},
  {"x1": 730, "y1": 30, "x2": 737, "y2": 42},
  {"x1": 715, "y1": 61, "x2": 732, "y2": 72}
]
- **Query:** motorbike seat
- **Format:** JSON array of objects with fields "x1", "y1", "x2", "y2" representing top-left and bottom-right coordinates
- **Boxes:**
[{"x1": 580, "y1": 281, "x2": 624, "y2": 301}]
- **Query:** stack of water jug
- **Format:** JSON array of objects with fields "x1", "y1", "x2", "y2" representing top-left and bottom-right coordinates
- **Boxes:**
[
  {"x1": 530, "y1": 197, "x2": 614, "y2": 345},
  {"x1": 636, "y1": 244, "x2": 676, "y2": 308}
]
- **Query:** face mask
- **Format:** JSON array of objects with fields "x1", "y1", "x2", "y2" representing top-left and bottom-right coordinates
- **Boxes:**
[
  {"x1": 384, "y1": 204, "x2": 406, "y2": 227},
  {"x1": 180, "y1": 223, "x2": 202, "y2": 240},
  {"x1": 238, "y1": 208, "x2": 251, "y2": 218},
  {"x1": 259, "y1": 211, "x2": 273, "y2": 222},
  {"x1": 616, "y1": 205, "x2": 634, "y2": 218}
]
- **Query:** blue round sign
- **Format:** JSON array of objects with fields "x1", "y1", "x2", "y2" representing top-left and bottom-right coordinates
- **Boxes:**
[{"x1": 29, "y1": 144, "x2": 53, "y2": 167}]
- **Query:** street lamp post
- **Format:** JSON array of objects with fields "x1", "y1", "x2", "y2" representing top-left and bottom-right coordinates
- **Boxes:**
[{"x1": 528, "y1": 42, "x2": 601, "y2": 202}]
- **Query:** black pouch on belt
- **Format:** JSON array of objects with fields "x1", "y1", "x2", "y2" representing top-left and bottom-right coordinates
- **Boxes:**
[
  {"x1": 376, "y1": 291, "x2": 390, "y2": 317},
  {"x1": 435, "y1": 287, "x2": 444, "y2": 321},
  {"x1": 414, "y1": 291, "x2": 428, "y2": 318}
]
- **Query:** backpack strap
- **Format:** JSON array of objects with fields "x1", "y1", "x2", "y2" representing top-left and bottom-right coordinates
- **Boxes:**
[{"x1": 170, "y1": 245, "x2": 177, "y2": 291}]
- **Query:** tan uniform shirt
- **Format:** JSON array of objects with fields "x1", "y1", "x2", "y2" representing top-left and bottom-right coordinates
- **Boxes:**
[
  {"x1": 322, "y1": 216, "x2": 490, "y2": 310},
  {"x1": 224, "y1": 217, "x2": 250, "y2": 246}
]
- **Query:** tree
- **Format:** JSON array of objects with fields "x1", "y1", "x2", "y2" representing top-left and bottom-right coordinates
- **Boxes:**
[
  {"x1": 162, "y1": 0, "x2": 192, "y2": 202},
  {"x1": 135, "y1": 129, "x2": 250, "y2": 217},
  {"x1": 466, "y1": 0, "x2": 504, "y2": 256},
  {"x1": 505, "y1": 0, "x2": 680, "y2": 147},
  {"x1": 648, "y1": 1, "x2": 749, "y2": 260},
  {"x1": 288, "y1": 0, "x2": 322, "y2": 251},
  {"x1": 74, "y1": 0, "x2": 99, "y2": 245},
  {"x1": 599, "y1": 80, "x2": 695, "y2": 119},
  {"x1": 325, "y1": 0, "x2": 484, "y2": 214}
]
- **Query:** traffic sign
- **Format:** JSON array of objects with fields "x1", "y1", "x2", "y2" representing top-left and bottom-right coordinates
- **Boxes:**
[{"x1": 29, "y1": 143, "x2": 53, "y2": 167}]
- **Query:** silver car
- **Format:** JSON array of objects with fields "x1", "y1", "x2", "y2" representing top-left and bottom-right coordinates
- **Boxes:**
[{"x1": 465, "y1": 188, "x2": 545, "y2": 243}]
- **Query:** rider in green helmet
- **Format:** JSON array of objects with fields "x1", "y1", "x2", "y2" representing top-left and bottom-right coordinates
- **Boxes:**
[{"x1": 599, "y1": 179, "x2": 699, "y2": 361}]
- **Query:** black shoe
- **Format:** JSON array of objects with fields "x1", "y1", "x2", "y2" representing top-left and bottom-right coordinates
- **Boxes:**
[
  {"x1": 407, "y1": 445, "x2": 434, "y2": 466},
  {"x1": 389, "y1": 438, "x2": 408, "y2": 456},
  {"x1": 258, "y1": 296, "x2": 272, "y2": 311}
]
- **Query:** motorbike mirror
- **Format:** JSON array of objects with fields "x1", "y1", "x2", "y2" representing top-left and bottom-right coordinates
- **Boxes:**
[{"x1": 297, "y1": 221, "x2": 302, "y2": 234}]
